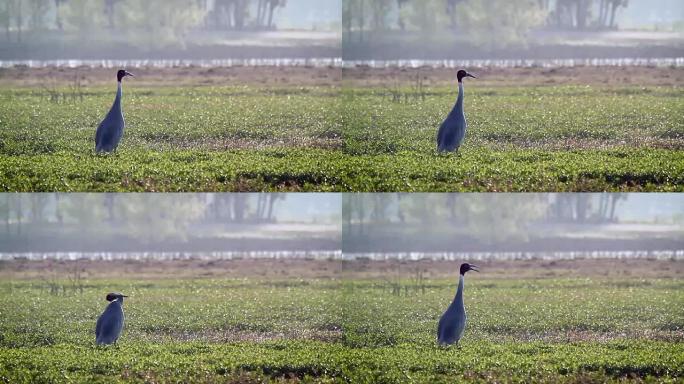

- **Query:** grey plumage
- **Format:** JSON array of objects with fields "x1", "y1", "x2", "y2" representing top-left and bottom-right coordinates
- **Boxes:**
[
  {"x1": 437, "y1": 70, "x2": 476, "y2": 152},
  {"x1": 437, "y1": 263, "x2": 478, "y2": 346},
  {"x1": 437, "y1": 275, "x2": 466, "y2": 345},
  {"x1": 95, "y1": 70, "x2": 134, "y2": 153},
  {"x1": 95, "y1": 292, "x2": 128, "y2": 345}
]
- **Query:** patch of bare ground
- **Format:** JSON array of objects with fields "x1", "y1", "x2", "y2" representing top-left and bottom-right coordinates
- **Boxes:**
[
  {"x1": 0, "y1": 66, "x2": 342, "y2": 88},
  {"x1": 340, "y1": 258, "x2": 684, "y2": 280},
  {"x1": 1, "y1": 258, "x2": 681, "y2": 280},
  {"x1": 222, "y1": 372, "x2": 304, "y2": 384},
  {"x1": 343, "y1": 66, "x2": 684, "y2": 87},
  {"x1": 507, "y1": 329, "x2": 684, "y2": 343},
  {"x1": 479, "y1": 137, "x2": 684, "y2": 151},
  {"x1": 2, "y1": 65, "x2": 680, "y2": 88},
  {"x1": 121, "y1": 369, "x2": 292, "y2": 384},
  {"x1": 225, "y1": 372, "x2": 304, "y2": 384},
  {"x1": 137, "y1": 328, "x2": 342, "y2": 343},
  {"x1": 0, "y1": 258, "x2": 344, "y2": 280},
  {"x1": 142, "y1": 136, "x2": 342, "y2": 151}
]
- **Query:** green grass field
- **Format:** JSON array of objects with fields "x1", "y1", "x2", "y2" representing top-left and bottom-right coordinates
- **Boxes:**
[
  {"x1": 1, "y1": 73, "x2": 682, "y2": 191},
  {"x1": 342, "y1": 84, "x2": 684, "y2": 191},
  {"x1": 1, "y1": 263, "x2": 682, "y2": 383},
  {"x1": 0, "y1": 85, "x2": 342, "y2": 191}
]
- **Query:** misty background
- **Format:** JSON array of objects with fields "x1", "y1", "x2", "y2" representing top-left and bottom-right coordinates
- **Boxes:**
[
  {"x1": 343, "y1": 0, "x2": 684, "y2": 60},
  {"x1": 0, "y1": 0, "x2": 342, "y2": 60},
  {"x1": 2, "y1": 193, "x2": 682, "y2": 260},
  {"x1": 0, "y1": 193, "x2": 341, "y2": 254},
  {"x1": 343, "y1": 194, "x2": 684, "y2": 255}
]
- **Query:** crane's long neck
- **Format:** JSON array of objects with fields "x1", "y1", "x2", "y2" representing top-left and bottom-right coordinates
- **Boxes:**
[
  {"x1": 451, "y1": 275, "x2": 465, "y2": 308},
  {"x1": 450, "y1": 82, "x2": 465, "y2": 116},
  {"x1": 112, "y1": 81, "x2": 122, "y2": 113},
  {"x1": 455, "y1": 82, "x2": 464, "y2": 110},
  {"x1": 107, "y1": 299, "x2": 123, "y2": 313}
]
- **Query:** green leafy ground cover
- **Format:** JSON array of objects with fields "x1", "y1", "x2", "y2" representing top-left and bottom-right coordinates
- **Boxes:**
[
  {"x1": 1, "y1": 272, "x2": 682, "y2": 382},
  {"x1": 0, "y1": 83, "x2": 682, "y2": 191},
  {"x1": 0, "y1": 85, "x2": 342, "y2": 191},
  {"x1": 341, "y1": 84, "x2": 684, "y2": 191}
]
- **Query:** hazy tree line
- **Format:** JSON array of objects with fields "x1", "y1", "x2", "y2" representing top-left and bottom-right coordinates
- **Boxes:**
[
  {"x1": 0, "y1": 0, "x2": 289, "y2": 45},
  {"x1": 204, "y1": 0, "x2": 288, "y2": 31},
  {"x1": 547, "y1": 194, "x2": 627, "y2": 223},
  {"x1": 344, "y1": 0, "x2": 631, "y2": 48},
  {"x1": 0, "y1": 194, "x2": 287, "y2": 240},
  {"x1": 544, "y1": 0, "x2": 629, "y2": 30},
  {"x1": 343, "y1": 194, "x2": 642, "y2": 244},
  {"x1": 344, "y1": 194, "x2": 629, "y2": 226},
  {"x1": 343, "y1": 194, "x2": 547, "y2": 243},
  {"x1": 206, "y1": 193, "x2": 285, "y2": 223}
]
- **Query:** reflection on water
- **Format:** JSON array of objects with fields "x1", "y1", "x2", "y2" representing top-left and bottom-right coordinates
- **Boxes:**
[{"x1": 0, "y1": 57, "x2": 682, "y2": 69}]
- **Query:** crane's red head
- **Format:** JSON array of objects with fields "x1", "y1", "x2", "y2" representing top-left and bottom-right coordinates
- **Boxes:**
[
  {"x1": 117, "y1": 70, "x2": 135, "y2": 82},
  {"x1": 105, "y1": 292, "x2": 128, "y2": 302},
  {"x1": 457, "y1": 69, "x2": 476, "y2": 83},
  {"x1": 460, "y1": 263, "x2": 479, "y2": 275}
]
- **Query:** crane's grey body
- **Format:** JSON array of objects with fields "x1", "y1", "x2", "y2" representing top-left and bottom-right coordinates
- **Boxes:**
[
  {"x1": 95, "y1": 83, "x2": 124, "y2": 153},
  {"x1": 437, "y1": 275, "x2": 466, "y2": 345},
  {"x1": 437, "y1": 82, "x2": 467, "y2": 152},
  {"x1": 95, "y1": 70, "x2": 133, "y2": 153},
  {"x1": 437, "y1": 70, "x2": 475, "y2": 153},
  {"x1": 437, "y1": 263, "x2": 478, "y2": 346},
  {"x1": 95, "y1": 293, "x2": 127, "y2": 345}
]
